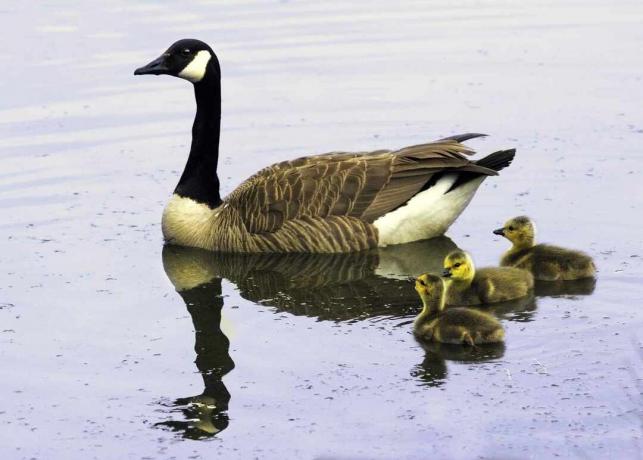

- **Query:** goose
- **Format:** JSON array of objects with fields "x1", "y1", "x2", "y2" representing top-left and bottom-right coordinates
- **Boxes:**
[
  {"x1": 442, "y1": 250, "x2": 534, "y2": 305},
  {"x1": 493, "y1": 216, "x2": 596, "y2": 280},
  {"x1": 414, "y1": 273, "x2": 505, "y2": 346},
  {"x1": 134, "y1": 39, "x2": 517, "y2": 253}
]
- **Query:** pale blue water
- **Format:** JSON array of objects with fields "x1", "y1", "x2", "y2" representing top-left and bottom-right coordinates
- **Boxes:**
[{"x1": 1, "y1": 1, "x2": 642, "y2": 458}]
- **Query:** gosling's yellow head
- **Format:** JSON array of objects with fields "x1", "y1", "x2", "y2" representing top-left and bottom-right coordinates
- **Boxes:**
[
  {"x1": 415, "y1": 273, "x2": 445, "y2": 302},
  {"x1": 493, "y1": 216, "x2": 535, "y2": 247},
  {"x1": 442, "y1": 250, "x2": 475, "y2": 281}
]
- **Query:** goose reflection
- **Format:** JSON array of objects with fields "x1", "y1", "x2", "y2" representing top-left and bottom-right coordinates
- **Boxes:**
[
  {"x1": 156, "y1": 236, "x2": 550, "y2": 436},
  {"x1": 155, "y1": 239, "x2": 462, "y2": 438},
  {"x1": 156, "y1": 250, "x2": 234, "y2": 439},
  {"x1": 163, "y1": 237, "x2": 458, "y2": 323},
  {"x1": 534, "y1": 278, "x2": 596, "y2": 297},
  {"x1": 412, "y1": 341, "x2": 506, "y2": 387}
]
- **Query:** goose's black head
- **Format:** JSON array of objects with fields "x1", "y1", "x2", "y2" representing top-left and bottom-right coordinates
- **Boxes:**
[{"x1": 134, "y1": 39, "x2": 220, "y2": 83}]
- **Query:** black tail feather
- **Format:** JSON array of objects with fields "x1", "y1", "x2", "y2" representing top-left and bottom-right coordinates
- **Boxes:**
[
  {"x1": 475, "y1": 149, "x2": 516, "y2": 172},
  {"x1": 446, "y1": 148, "x2": 516, "y2": 193},
  {"x1": 439, "y1": 133, "x2": 488, "y2": 143}
]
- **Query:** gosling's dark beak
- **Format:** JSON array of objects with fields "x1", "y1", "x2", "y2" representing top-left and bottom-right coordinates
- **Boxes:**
[
  {"x1": 493, "y1": 228, "x2": 505, "y2": 236},
  {"x1": 134, "y1": 55, "x2": 170, "y2": 76},
  {"x1": 442, "y1": 269, "x2": 452, "y2": 278}
]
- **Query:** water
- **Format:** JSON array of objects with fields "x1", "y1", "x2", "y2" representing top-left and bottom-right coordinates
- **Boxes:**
[{"x1": 1, "y1": 1, "x2": 643, "y2": 458}]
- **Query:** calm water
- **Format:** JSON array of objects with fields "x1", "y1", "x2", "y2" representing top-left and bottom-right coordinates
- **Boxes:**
[{"x1": 2, "y1": 1, "x2": 643, "y2": 458}]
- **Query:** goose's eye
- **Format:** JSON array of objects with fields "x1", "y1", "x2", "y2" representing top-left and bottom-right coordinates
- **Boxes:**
[
  {"x1": 418, "y1": 279, "x2": 426, "y2": 286},
  {"x1": 508, "y1": 226, "x2": 515, "y2": 231},
  {"x1": 454, "y1": 263, "x2": 461, "y2": 268},
  {"x1": 181, "y1": 48, "x2": 191, "y2": 56}
]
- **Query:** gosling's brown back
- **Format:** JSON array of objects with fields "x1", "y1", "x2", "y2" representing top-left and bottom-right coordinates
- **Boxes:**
[
  {"x1": 446, "y1": 267, "x2": 534, "y2": 305},
  {"x1": 502, "y1": 244, "x2": 595, "y2": 281},
  {"x1": 440, "y1": 307, "x2": 502, "y2": 331},
  {"x1": 429, "y1": 308, "x2": 505, "y2": 344}
]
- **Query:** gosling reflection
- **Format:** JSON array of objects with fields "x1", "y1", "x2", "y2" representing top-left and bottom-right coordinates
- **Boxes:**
[
  {"x1": 534, "y1": 277, "x2": 596, "y2": 297},
  {"x1": 412, "y1": 341, "x2": 506, "y2": 387},
  {"x1": 485, "y1": 294, "x2": 538, "y2": 323},
  {"x1": 156, "y1": 248, "x2": 234, "y2": 439}
]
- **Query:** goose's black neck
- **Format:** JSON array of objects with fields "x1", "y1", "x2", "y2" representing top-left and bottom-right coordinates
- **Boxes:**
[{"x1": 174, "y1": 70, "x2": 222, "y2": 208}]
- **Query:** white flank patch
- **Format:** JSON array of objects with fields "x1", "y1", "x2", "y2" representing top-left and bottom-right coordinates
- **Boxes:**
[
  {"x1": 178, "y1": 50, "x2": 211, "y2": 82},
  {"x1": 374, "y1": 174, "x2": 485, "y2": 247},
  {"x1": 162, "y1": 194, "x2": 217, "y2": 248}
]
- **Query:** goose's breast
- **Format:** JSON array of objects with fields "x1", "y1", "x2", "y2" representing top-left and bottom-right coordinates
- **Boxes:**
[{"x1": 162, "y1": 194, "x2": 219, "y2": 248}]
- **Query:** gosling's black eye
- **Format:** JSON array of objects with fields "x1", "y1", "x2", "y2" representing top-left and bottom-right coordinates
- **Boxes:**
[
  {"x1": 508, "y1": 226, "x2": 515, "y2": 231},
  {"x1": 454, "y1": 263, "x2": 461, "y2": 268},
  {"x1": 181, "y1": 48, "x2": 191, "y2": 56}
]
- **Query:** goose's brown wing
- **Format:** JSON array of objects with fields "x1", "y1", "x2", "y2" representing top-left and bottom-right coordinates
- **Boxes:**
[{"x1": 226, "y1": 137, "x2": 496, "y2": 235}]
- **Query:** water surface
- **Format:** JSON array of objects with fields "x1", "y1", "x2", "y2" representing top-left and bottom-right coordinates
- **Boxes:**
[{"x1": 1, "y1": 1, "x2": 642, "y2": 458}]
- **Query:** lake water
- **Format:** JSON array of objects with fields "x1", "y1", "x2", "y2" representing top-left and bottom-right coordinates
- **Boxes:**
[{"x1": 1, "y1": 1, "x2": 642, "y2": 458}]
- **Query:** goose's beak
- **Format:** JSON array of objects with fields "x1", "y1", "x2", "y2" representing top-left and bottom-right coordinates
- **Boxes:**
[
  {"x1": 441, "y1": 269, "x2": 452, "y2": 278},
  {"x1": 134, "y1": 55, "x2": 170, "y2": 76},
  {"x1": 493, "y1": 228, "x2": 505, "y2": 236}
]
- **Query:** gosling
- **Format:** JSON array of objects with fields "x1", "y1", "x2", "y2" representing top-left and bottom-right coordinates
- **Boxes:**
[
  {"x1": 442, "y1": 250, "x2": 534, "y2": 305},
  {"x1": 494, "y1": 216, "x2": 596, "y2": 281},
  {"x1": 414, "y1": 273, "x2": 505, "y2": 346}
]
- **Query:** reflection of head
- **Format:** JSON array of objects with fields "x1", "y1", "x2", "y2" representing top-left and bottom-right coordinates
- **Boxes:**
[
  {"x1": 411, "y1": 352, "x2": 448, "y2": 388},
  {"x1": 156, "y1": 394, "x2": 230, "y2": 439}
]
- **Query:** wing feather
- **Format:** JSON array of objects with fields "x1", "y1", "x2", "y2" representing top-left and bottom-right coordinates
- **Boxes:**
[{"x1": 225, "y1": 137, "x2": 497, "y2": 234}]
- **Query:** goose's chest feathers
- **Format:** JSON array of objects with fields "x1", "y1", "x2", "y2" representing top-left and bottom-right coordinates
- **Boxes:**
[{"x1": 162, "y1": 194, "x2": 218, "y2": 247}]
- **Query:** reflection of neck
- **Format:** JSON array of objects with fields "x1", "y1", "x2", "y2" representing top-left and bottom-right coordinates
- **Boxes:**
[{"x1": 177, "y1": 278, "x2": 234, "y2": 405}]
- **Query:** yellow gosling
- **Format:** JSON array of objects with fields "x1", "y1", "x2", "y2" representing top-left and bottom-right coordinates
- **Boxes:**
[
  {"x1": 442, "y1": 250, "x2": 534, "y2": 305},
  {"x1": 413, "y1": 273, "x2": 505, "y2": 346},
  {"x1": 494, "y1": 216, "x2": 596, "y2": 281}
]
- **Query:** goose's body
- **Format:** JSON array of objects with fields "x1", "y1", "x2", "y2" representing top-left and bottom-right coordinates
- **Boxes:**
[
  {"x1": 494, "y1": 216, "x2": 596, "y2": 281},
  {"x1": 136, "y1": 39, "x2": 517, "y2": 253},
  {"x1": 414, "y1": 274, "x2": 505, "y2": 346},
  {"x1": 442, "y1": 250, "x2": 534, "y2": 305}
]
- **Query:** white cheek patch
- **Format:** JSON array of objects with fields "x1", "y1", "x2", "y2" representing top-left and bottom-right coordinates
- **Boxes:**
[{"x1": 178, "y1": 50, "x2": 212, "y2": 82}]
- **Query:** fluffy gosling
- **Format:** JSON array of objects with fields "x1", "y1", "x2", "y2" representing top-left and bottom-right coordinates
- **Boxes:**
[
  {"x1": 442, "y1": 250, "x2": 534, "y2": 305},
  {"x1": 413, "y1": 273, "x2": 505, "y2": 346},
  {"x1": 494, "y1": 216, "x2": 596, "y2": 281}
]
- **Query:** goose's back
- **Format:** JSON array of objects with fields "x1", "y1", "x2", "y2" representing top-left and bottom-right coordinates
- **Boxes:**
[{"x1": 208, "y1": 140, "x2": 496, "y2": 253}]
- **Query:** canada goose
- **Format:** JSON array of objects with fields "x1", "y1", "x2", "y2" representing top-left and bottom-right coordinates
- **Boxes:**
[
  {"x1": 442, "y1": 250, "x2": 534, "y2": 305},
  {"x1": 413, "y1": 273, "x2": 505, "y2": 345},
  {"x1": 135, "y1": 39, "x2": 516, "y2": 253},
  {"x1": 494, "y1": 216, "x2": 596, "y2": 280}
]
